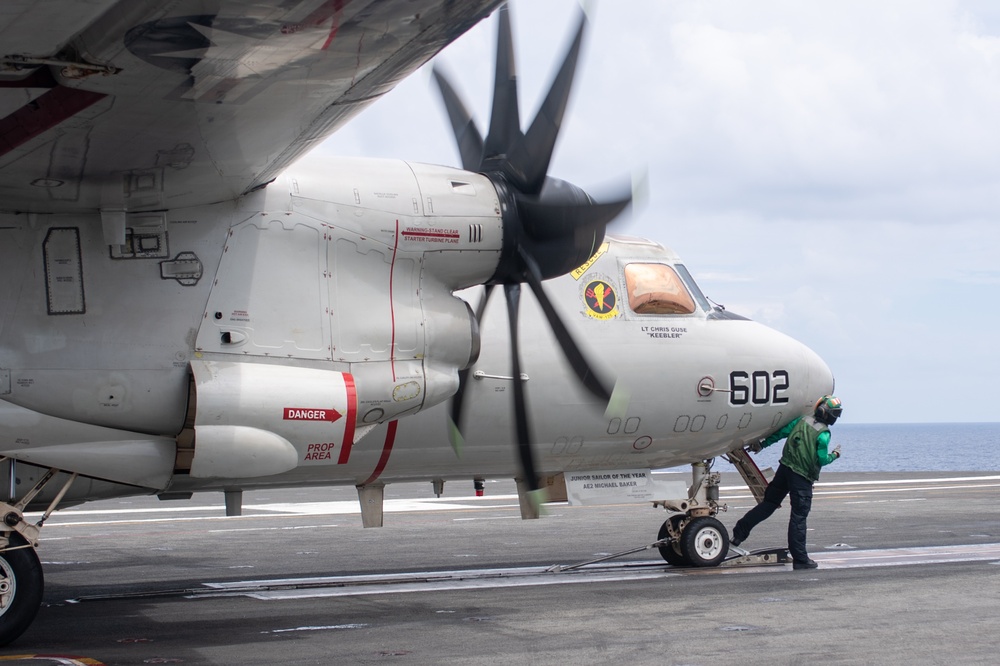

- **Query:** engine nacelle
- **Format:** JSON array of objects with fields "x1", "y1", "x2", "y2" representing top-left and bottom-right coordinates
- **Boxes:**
[
  {"x1": 194, "y1": 157, "x2": 506, "y2": 439},
  {"x1": 187, "y1": 360, "x2": 359, "y2": 478},
  {"x1": 281, "y1": 157, "x2": 506, "y2": 291}
]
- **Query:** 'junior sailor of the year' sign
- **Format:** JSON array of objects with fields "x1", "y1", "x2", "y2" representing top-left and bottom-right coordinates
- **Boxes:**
[{"x1": 565, "y1": 469, "x2": 689, "y2": 506}]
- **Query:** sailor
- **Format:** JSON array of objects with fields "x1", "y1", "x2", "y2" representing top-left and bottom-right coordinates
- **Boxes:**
[{"x1": 730, "y1": 395, "x2": 843, "y2": 569}]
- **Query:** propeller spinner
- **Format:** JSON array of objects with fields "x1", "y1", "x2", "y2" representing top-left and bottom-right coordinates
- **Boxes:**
[{"x1": 434, "y1": 5, "x2": 631, "y2": 501}]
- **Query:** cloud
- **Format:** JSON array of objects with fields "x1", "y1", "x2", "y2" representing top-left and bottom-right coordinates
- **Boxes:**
[
  {"x1": 545, "y1": 1, "x2": 1000, "y2": 225},
  {"x1": 312, "y1": 1, "x2": 1000, "y2": 422}
]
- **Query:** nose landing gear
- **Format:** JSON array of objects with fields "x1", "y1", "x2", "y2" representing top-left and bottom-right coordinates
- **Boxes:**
[
  {"x1": 657, "y1": 513, "x2": 730, "y2": 567},
  {"x1": 654, "y1": 461, "x2": 730, "y2": 567}
]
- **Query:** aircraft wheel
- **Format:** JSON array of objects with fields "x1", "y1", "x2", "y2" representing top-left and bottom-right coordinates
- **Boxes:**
[
  {"x1": 679, "y1": 516, "x2": 729, "y2": 567},
  {"x1": 0, "y1": 532, "x2": 43, "y2": 647},
  {"x1": 656, "y1": 515, "x2": 690, "y2": 566}
]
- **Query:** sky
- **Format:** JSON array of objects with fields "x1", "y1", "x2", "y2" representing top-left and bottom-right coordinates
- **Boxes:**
[{"x1": 315, "y1": 0, "x2": 1000, "y2": 424}]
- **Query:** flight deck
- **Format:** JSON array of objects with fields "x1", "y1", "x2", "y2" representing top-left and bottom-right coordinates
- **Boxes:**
[{"x1": 2, "y1": 472, "x2": 998, "y2": 664}]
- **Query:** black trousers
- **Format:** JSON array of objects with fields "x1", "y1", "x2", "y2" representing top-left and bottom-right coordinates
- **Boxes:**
[{"x1": 732, "y1": 464, "x2": 814, "y2": 562}]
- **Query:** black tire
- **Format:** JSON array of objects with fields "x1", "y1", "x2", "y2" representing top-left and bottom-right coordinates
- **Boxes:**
[
  {"x1": 679, "y1": 516, "x2": 729, "y2": 567},
  {"x1": 0, "y1": 532, "x2": 44, "y2": 647},
  {"x1": 656, "y1": 515, "x2": 690, "y2": 566}
]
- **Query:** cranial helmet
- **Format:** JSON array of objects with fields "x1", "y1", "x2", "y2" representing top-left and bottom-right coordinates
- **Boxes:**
[{"x1": 814, "y1": 395, "x2": 843, "y2": 426}]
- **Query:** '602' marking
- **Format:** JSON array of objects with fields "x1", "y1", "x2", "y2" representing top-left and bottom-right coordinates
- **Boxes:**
[{"x1": 729, "y1": 370, "x2": 789, "y2": 406}]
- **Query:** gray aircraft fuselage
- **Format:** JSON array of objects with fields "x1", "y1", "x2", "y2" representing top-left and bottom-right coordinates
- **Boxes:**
[{"x1": 0, "y1": 155, "x2": 834, "y2": 508}]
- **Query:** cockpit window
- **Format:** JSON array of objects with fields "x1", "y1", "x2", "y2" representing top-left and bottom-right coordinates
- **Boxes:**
[
  {"x1": 674, "y1": 263, "x2": 713, "y2": 313},
  {"x1": 624, "y1": 263, "x2": 696, "y2": 315}
]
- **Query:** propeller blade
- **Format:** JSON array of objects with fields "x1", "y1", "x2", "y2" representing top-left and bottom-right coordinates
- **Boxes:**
[
  {"x1": 436, "y1": 5, "x2": 632, "y2": 487},
  {"x1": 519, "y1": 247, "x2": 613, "y2": 404},
  {"x1": 509, "y1": 9, "x2": 587, "y2": 194},
  {"x1": 448, "y1": 364, "x2": 471, "y2": 456},
  {"x1": 482, "y1": 5, "x2": 521, "y2": 169},
  {"x1": 431, "y1": 67, "x2": 484, "y2": 172},
  {"x1": 475, "y1": 283, "x2": 496, "y2": 323},
  {"x1": 504, "y1": 283, "x2": 540, "y2": 493},
  {"x1": 448, "y1": 285, "x2": 494, "y2": 453}
]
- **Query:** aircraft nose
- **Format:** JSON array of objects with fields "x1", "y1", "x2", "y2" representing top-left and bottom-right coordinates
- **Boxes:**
[
  {"x1": 801, "y1": 341, "x2": 835, "y2": 400},
  {"x1": 745, "y1": 321, "x2": 836, "y2": 409}
]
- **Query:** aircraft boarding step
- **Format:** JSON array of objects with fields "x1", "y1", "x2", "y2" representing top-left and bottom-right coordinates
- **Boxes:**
[{"x1": 726, "y1": 447, "x2": 771, "y2": 504}]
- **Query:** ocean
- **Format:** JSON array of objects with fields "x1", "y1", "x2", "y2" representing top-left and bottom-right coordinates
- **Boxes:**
[{"x1": 712, "y1": 422, "x2": 1000, "y2": 473}]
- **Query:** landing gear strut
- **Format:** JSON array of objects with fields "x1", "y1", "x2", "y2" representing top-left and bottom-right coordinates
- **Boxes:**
[
  {"x1": 0, "y1": 533, "x2": 43, "y2": 646},
  {"x1": 654, "y1": 461, "x2": 729, "y2": 567},
  {"x1": 0, "y1": 462, "x2": 76, "y2": 646}
]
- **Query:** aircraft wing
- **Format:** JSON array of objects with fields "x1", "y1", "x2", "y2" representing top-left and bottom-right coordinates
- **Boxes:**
[{"x1": 0, "y1": 0, "x2": 501, "y2": 215}]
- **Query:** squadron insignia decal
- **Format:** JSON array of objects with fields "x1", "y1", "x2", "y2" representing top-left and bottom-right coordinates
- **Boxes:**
[{"x1": 582, "y1": 275, "x2": 619, "y2": 320}]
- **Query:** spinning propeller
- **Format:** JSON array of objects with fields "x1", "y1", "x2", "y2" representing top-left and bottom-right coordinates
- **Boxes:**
[{"x1": 435, "y1": 5, "x2": 631, "y2": 501}]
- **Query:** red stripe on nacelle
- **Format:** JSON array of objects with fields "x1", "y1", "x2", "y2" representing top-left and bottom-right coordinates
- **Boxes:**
[
  {"x1": 338, "y1": 373, "x2": 358, "y2": 464},
  {"x1": 360, "y1": 420, "x2": 398, "y2": 486}
]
